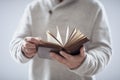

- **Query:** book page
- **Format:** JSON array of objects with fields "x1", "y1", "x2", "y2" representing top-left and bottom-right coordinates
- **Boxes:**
[
  {"x1": 46, "y1": 30, "x2": 61, "y2": 45},
  {"x1": 56, "y1": 26, "x2": 63, "y2": 46},
  {"x1": 65, "y1": 26, "x2": 70, "y2": 45}
]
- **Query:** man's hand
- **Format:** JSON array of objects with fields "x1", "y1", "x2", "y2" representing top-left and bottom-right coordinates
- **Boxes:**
[
  {"x1": 50, "y1": 47, "x2": 86, "y2": 69},
  {"x1": 21, "y1": 37, "x2": 41, "y2": 58}
]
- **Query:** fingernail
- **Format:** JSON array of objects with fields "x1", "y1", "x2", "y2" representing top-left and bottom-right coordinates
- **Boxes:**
[{"x1": 60, "y1": 51, "x2": 63, "y2": 55}]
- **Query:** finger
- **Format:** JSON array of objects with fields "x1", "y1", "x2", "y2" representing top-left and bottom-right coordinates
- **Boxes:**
[
  {"x1": 50, "y1": 52, "x2": 67, "y2": 65},
  {"x1": 25, "y1": 37, "x2": 41, "y2": 45},
  {"x1": 80, "y1": 47, "x2": 85, "y2": 57},
  {"x1": 60, "y1": 51, "x2": 73, "y2": 60},
  {"x1": 23, "y1": 41, "x2": 36, "y2": 49},
  {"x1": 25, "y1": 48, "x2": 37, "y2": 54},
  {"x1": 24, "y1": 49, "x2": 36, "y2": 58}
]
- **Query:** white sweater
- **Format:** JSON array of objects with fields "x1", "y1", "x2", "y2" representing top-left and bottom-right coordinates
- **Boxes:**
[{"x1": 9, "y1": 0, "x2": 112, "y2": 80}]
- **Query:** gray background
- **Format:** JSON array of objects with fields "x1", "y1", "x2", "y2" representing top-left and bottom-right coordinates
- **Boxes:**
[{"x1": 0, "y1": 0, "x2": 120, "y2": 80}]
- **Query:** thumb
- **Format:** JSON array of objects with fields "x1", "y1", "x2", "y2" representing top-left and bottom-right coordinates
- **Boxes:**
[{"x1": 25, "y1": 37, "x2": 41, "y2": 45}]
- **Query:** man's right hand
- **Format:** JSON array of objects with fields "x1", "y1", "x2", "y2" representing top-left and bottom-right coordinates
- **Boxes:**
[{"x1": 21, "y1": 37, "x2": 41, "y2": 58}]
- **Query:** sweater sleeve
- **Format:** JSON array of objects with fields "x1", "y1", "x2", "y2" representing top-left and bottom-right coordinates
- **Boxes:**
[
  {"x1": 9, "y1": 4, "x2": 33, "y2": 63},
  {"x1": 69, "y1": 6, "x2": 112, "y2": 76}
]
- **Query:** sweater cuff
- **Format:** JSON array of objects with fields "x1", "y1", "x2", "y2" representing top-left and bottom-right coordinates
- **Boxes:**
[{"x1": 69, "y1": 53, "x2": 91, "y2": 76}]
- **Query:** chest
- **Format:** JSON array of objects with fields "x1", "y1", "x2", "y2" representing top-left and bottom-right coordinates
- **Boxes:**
[{"x1": 32, "y1": 3, "x2": 94, "y2": 41}]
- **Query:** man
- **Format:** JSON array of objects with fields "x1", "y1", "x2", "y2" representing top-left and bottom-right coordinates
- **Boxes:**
[{"x1": 9, "y1": 0, "x2": 112, "y2": 80}]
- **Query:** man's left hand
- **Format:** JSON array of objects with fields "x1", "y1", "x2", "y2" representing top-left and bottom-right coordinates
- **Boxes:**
[{"x1": 50, "y1": 47, "x2": 87, "y2": 69}]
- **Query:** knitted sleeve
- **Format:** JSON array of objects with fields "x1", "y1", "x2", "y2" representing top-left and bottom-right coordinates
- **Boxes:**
[
  {"x1": 9, "y1": 4, "x2": 33, "y2": 63},
  {"x1": 69, "y1": 4, "x2": 112, "y2": 76}
]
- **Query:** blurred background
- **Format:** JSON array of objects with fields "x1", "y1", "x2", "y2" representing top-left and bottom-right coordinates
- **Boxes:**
[{"x1": 0, "y1": 0, "x2": 120, "y2": 80}]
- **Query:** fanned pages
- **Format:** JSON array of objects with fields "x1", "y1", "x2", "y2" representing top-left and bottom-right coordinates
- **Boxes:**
[{"x1": 39, "y1": 26, "x2": 89, "y2": 55}]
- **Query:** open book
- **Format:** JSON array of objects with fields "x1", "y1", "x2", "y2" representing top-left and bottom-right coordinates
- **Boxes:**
[{"x1": 38, "y1": 26, "x2": 89, "y2": 55}]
